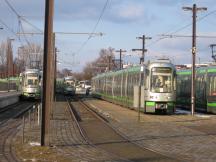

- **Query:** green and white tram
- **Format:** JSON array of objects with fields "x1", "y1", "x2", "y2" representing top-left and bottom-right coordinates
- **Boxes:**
[
  {"x1": 92, "y1": 59, "x2": 176, "y2": 113},
  {"x1": 19, "y1": 69, "x2": 42, "y2": 99},
  {"x1": 63, "y1": 76, "x2": 76, "y2": 95},
  {"x1": 177, "y1": 66, "x2": 216, "y2": 114}
]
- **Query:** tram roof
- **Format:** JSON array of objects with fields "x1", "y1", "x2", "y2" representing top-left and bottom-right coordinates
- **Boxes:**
[{"x1": 23, "y1": 69, "x2": 40, "y2": 73}]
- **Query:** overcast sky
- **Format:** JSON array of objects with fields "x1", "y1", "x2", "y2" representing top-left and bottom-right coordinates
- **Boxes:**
[{"x1": 1, "y1": 0, "x2": 216, "y2": 72}]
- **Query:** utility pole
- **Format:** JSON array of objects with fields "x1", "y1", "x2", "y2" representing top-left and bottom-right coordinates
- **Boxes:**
[
  {"x1": 132, "y1": 35, "x2": 151, "y2": 64},
  {"x1": 115, "y1": 49, "x2": 126, "y2": 69},
  {"x1": 41, "y1": 0, "x2": 54, "y2": 146},
  {"x1": 183, "y1": 4, "x2": 207, "y2": 116},
  {"x1": 108, "y1": 55, "x2": 112, "y2": 71},
  {"x1": 132, "y1": 35, "x2": 151, "y2": 121}
]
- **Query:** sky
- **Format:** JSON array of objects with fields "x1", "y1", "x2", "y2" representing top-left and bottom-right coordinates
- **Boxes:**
[{"x1": 0, "y1": 0, "x2": 216, "y2": 72}]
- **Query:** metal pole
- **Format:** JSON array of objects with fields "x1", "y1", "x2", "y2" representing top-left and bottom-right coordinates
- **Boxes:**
[
  {"x1": 22, "y1": 115, "x2": 25, "y2": 144},
  {"x1": 191, "y1": 4, "x2": 196, "y2": 116},
  {"x1": 116, "y1": 49, "x2": 126, "y2": 70},
  {"x1": 41, "y1": 0, "x2": 54, "y2": 146},
  {"x1": 182, "y1": 4, "x2": 207, "y2": 116},
  {"x1": 38, "y1": 104, "x2": 40, "y2": 126},
  {"x1": 120, "y1": 49, "x2": 122, "y2": 69},
  {"x1": 7, "y1": 39, "x2": 10, "y2": 92},
  {"x1": 108, "y1": 55, "x2": 111, "y2": 71},
  {"x1": 29, "y1": 109, "x2": 31, "y2": 128},
  {"x1": 54, "y1": 47, "x2": 57, "y2": 100},
  {"x1": 141, "y1": 35, "x2": 145, "y2": 64}
]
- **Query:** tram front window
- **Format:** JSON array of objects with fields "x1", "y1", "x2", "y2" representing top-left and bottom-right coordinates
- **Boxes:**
[
  {"x1": 26, "y1": 78, "x2": 38, "y2": 87},
  {"x1": 151, "y1": 67, "x2": 172, "y2": 93}
]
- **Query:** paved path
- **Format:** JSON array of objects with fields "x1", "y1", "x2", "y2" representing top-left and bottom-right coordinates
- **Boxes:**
[
  {"x1": 15, "y1": 96, "x2": 127, "y2": 162},
  {"x1": 85, "y1": 98, "x2": 216, "y2": 162}
]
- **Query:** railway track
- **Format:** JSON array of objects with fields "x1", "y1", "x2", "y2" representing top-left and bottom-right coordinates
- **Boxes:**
[
  {"x1": 67, "y1": 96, "x2": 181, "y2": 162},
  {"x1": 0, "y1": 101, "x2": 38, "y2": 162},
  {"x1": 50, "y1": 94, "x2": 125, "y2": 161}
]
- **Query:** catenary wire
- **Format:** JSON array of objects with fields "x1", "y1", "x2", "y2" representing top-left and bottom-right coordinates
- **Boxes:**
[{"x1": 75, "y1": 0, "x2": 110, "y2": 55}]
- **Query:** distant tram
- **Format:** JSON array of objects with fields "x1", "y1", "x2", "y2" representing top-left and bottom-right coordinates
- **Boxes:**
[
  {"x1": 20, "y1": 69, "x2": 42, "y2": 99},
  {"x1": 63, "y1": 76, "x2": 76, "y2": 95},
  {"x1": 92, "y1": 59, "x2": 176, "y2": 114},
  {"x1": 177, "y1": 66, "x2": 216, "y2": 114}
]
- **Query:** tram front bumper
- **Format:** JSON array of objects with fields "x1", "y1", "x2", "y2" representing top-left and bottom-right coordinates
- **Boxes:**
[{"x1": 145, "y1": 101, "x2": 175, "y2": 113}]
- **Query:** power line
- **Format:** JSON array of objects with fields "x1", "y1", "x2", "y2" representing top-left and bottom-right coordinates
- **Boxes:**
[
  {"x1": 0, "y1": 18, "x2": 17, "y2": 36},
  {"x1": 4, "y1": 0, "x2": 42, "y2": 32},
  {"x1": 159, "y1": 34, "x2": 216, "y2": 38},
  {"x1": 20, "y1": 17, "x2": 43, "y2": 32},
  {"x1": 75, "y1": 0, "x2": 110, "y2": 54},
  {"x1": 147, "y1": 9, "x2": 216, "y2": 47},
  {"x1": 4, "y1": 0, "x2": 19, "y2": 17}
]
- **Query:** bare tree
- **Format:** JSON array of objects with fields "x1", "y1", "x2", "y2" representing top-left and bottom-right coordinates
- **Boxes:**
[
  {"x1": 17, "y1": 43, "x2": 43, "y2": 70},
  {"x1": 61, "y1": 68, "x2": 72, "y2": 77},
  {"x1": 0, "y1": 41, "x2": 7, "y2": 66},
  {"x1": 90, "y1": 47, "x2": 115, "y2": 75},
  {"x1": 0, "y1": 41, "x2": 7, "y2": 77}
]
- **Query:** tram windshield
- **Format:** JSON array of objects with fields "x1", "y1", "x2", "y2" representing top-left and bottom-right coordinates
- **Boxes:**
[
  {"x1": 151, "y1": 67, "x2": 172, "y2": 93},
  {"x1": 25, "y1": 73, "x2": 39, "y2": 87},
  {"x1": 65, "y1": 79, "x2": 75, "y2": 86}
]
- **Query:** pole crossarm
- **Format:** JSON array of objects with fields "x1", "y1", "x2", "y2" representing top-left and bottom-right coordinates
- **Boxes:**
[
  {"x1": 16, "y1": 32, "x2": 104, "y2": 36},
  {"x1": 115, "y1": 49, "x2": 127, "y2": 70},
  {"x1": 132, "y1": 49, "x2": 148, "y2": 52},
  {"x1": 132, "y1": 35, "x2": 151, "y2": 64},
  {"x1": 159, "y1": 34, "x2": 216, "y2": 38}
]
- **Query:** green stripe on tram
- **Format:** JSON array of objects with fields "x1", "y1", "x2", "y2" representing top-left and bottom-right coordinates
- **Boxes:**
[
  {"x1": 94, "y1": 92, "x2": 133, "y2": 104},
  {"x1": 177, "y1": 71, "x2": 191, "y2": 75},
  {"x1": 146, "y1": 101, "x2": 155, "y2": 106},
  {"x1": 207, "y1": 102, "x2": 216, "y2": 107},
  {"x1": 197, "y1": 69, "x2": 206, "y2": 74},
  {"x1": 208, "y1": 68, "x2": 216, "y2": 73}
]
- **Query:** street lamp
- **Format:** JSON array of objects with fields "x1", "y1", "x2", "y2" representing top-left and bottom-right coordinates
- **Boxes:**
[{"x1": 182, "y1": 4, "x2": 207, "y2": 116}]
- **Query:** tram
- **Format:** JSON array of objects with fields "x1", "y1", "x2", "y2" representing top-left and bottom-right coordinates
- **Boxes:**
[
  {"x1": 19, "y1": 69, "x2": 42, "y2": 99},
  {"x1": 63, "y1": 76, "x2": 76, "y2": 95},
  {"x1": 92, "y1": 59, "x2": 176, "y2": 113},
  {"x1": 177, "y1": 66, "x2": 216, "y2": 114}
]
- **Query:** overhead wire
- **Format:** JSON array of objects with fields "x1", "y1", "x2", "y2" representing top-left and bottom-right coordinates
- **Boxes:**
[
  {"x1": 0, "y1": 18, "x2": 17, "y2": 36},
  {"x1": 75, "y1": 0, "x2": 110, "y2": 55},
  {"x1": 3, "y1": 0, "x2": 43, "y2": 45},
  {"x1": 147, "y1": 8, "x2": 216, "y2": 47}
]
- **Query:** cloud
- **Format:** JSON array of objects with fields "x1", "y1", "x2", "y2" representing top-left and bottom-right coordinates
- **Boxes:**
[{"x1": 107, "y1": 2, "x2": 146, "y2": 23}]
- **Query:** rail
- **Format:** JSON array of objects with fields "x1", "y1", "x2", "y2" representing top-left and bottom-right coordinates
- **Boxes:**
[{"x1": 67, "y1": 96, "x2": 181, "y2": 162}]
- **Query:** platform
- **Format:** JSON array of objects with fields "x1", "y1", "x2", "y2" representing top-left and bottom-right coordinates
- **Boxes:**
[{"x1": 0, "y1": 91, "x2": 21, "y2": 108}]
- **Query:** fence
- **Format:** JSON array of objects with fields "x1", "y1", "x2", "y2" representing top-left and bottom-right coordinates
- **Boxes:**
[
  {"x1": 22, "y1": 103, "x2": 41, "y2": 144},
  {"x1": 0, "y1": 79, "x2": 19, "y2": 92}
]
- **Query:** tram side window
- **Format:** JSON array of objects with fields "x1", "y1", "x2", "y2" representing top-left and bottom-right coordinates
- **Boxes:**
[
  {"x1": 144, "y1": 69, "x2": 149, "y2": 90},
  {"x1": 127, "y1": 73, "x2": 133, "y2": 99},
  {"x1": 209, "y1": 76, "x2": 216, "y2": 96},
  {"x1": 115, "y1": 75, "x2": 119, "y2": 96},
  {"x1": 173, "y1": 71, "x2": 176, "y2": 91},
  {"x1": 122, "y1": 73, "x2": 125, "y2": 95},
  {"x1": 136, "y1": 72, "x2": 140, "y2": 85}
]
